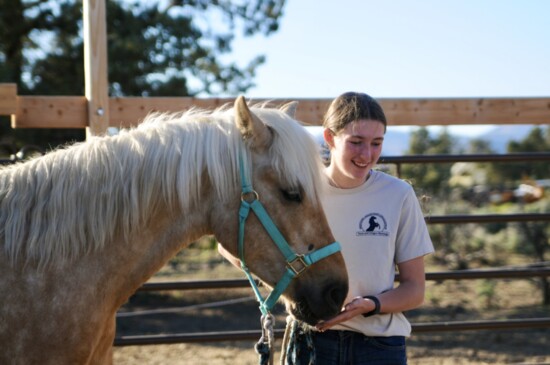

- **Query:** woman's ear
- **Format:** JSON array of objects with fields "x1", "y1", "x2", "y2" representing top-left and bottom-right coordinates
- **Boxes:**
[{"x1": 323, "y1": 128, "x2": 335, "y2": 148}]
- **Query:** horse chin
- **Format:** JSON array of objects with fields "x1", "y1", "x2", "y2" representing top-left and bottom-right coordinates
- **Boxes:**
[
  {"x1": 285, "y1": 301, "x2": 321, "y2": 326},
  {"x1": 284, "y1": 293, "x2": 346, "y2": 326},
  {"x1": 283, "y1": 279, "x2": 348, "y2": 325}
]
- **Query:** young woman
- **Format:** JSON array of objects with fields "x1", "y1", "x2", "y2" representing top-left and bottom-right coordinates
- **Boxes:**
[{"x1": 294, "y1": 91, "x2": 434, "y2": 365}]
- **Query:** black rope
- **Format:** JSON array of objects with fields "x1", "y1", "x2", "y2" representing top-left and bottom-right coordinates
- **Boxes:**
[{"x1": 281, "y1": 317, "x2": 315, "y2": 365}]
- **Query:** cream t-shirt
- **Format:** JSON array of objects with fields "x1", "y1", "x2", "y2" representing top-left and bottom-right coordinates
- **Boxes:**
[{"x1": 321, "y1": 170, "x2": 434, "y2": 337}]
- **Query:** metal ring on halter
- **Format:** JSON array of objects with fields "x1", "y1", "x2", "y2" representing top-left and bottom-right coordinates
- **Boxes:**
[
  {"x1": 287, "y1": 255, "x2": 308, "y2": 276},
  {"x1": 241, "y1": 190, "x2": 259, "y2": 203}
]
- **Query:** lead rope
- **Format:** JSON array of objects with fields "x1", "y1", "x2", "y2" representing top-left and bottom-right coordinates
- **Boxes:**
[
  {"x1": 280, "y1": 316, "x2": 315, "y2": 365},
  {"x1": 255, "y1": 313, "x2": 275, "y2": 365}
]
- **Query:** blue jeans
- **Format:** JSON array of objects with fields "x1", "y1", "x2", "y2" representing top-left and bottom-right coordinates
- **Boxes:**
[{"x1": 297, "y1": 330, "x2": 407, "y2": 365}]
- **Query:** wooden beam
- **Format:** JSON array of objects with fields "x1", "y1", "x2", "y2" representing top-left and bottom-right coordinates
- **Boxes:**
[
  {"x1": 11, "y1": 96, "x2": 550, "y2": 128},
  {"x1": 94, "y1": 97, "x2": 550, "y2": 127},
  {"x1": 83, "y1": 0, "x2": 109, "y2": 136},
  {"x1": 109, "y1": 97, "x2": 236, "y2": 128},
  {"x1": 13, "y1": 96, "x2": 87, "y2": 128},
  {"x1": 0, "y1": 83, "x2": 17, "y2": 116},
  {"x1": 380, "y1": 97, "x2": 550, "y2": 125}
]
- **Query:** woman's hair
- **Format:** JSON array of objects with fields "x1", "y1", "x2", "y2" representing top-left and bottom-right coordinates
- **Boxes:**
[{"x1": 322, "y1": 92, "x2": 387, "y2": 133}]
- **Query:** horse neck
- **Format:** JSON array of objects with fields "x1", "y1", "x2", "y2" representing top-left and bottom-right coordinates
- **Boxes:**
[{"x1": 84, "y1": 195, "x2": 213, "y2": 307}]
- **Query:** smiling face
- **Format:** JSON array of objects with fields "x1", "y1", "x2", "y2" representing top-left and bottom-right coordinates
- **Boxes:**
[{"x1": 324, "y1": 119, "x2": 385, "y2": 189}]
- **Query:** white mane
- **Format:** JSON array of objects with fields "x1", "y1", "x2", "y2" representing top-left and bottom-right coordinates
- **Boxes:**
[{"x1": 0, "y1": 104, "x2": 323, "y2": 267}]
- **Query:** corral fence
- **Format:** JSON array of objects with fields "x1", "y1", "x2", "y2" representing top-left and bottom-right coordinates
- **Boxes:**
[
  {"x1": 2, "y1": 84, "x2": 550, "y2": 345},
  {"x1": 2, "y1": 92, "x2": 550, "y2": 346},
  {"x1": 1, "y1": 0, "x2": 549, "y2": 351}
]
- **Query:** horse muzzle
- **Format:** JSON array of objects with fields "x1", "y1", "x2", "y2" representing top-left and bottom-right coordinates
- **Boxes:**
[{"x1": 288, "y1": 277, "x2": 349, "y2": 326}]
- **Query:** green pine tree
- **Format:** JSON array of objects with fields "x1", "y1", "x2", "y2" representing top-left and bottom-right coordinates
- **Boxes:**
[{"x1": 0, "y1": 0, "x2": 285, "y2": 149}]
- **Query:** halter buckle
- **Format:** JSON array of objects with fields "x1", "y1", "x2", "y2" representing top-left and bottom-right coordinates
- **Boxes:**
[
  {"x1": 241, "y1": 190, "x2": 259, "y2": 203},
  {"x1": 287, "y1": 255, "x2": 308, "y2": 276}
]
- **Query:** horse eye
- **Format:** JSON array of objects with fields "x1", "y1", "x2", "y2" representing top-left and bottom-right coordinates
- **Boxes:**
[
  {"x1": 281, "y1": 189, "x2": 302, "y2": 203},
  {"x1": 308, "y1": 244, "x2": 315, "y2": 251}
]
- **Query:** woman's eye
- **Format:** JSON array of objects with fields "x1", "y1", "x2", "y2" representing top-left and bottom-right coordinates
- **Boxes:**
[{"x1": 282, "y1": 189, "x2": 302, "y2": 202}]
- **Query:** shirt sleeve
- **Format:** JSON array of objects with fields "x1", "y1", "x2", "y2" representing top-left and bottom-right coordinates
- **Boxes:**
[{"x1": 395, "y1": 186, "x2": 434, "y2": 264}]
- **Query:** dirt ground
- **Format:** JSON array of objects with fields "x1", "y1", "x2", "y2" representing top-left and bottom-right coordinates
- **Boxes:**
[
  {"x1": 113, "y1": 246, "x2": 550, "y2": 364},
  {"x1": 114, "y1": 313, "x2": 550, "y2": 365}
]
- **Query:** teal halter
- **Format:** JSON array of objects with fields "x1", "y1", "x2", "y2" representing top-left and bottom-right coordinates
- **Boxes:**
[{"x1": 237, "y1": 151, "x2": 342, "y2": 316}]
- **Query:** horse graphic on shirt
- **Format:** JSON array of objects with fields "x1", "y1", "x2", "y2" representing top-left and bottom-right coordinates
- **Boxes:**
[{"x1": 366, "y1": 216, "x2": 380, "y2": 231}]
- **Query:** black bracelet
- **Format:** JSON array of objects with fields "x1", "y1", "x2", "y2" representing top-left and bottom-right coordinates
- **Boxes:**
[{"x1": 362, "y1": 295, "x2": 381, "y2": 317}]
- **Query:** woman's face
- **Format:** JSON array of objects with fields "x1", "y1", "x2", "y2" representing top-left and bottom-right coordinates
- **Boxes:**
[{"x1": 324, "y1": 119, "x2": 385, "y2": 188}]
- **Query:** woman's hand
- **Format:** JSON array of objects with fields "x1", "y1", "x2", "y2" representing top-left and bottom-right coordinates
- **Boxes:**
[
  {"x1": 315, "y1": 296, "x2": 376, "y2": 331},
  {"x1": 316, "y1": 256, "x2": 427, "y2": 332}
]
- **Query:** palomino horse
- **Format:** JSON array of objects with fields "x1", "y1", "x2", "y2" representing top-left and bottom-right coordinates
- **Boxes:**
[{"x1": 0, "y1": 96, "x2": 348, "y2": 364}]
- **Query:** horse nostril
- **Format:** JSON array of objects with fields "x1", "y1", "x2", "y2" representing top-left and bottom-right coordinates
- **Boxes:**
[{"x1": 325, "y1": 282, "x2": 347, "y2": 311}]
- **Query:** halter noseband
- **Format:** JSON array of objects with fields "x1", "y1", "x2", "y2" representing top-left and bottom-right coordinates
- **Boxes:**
[{"x1": 237, "y1": 150, "x2": 342, "y2": 316}]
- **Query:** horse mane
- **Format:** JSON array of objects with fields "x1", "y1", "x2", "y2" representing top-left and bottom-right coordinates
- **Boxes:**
[{"x1": 0, "y1": 103, "x2": 323, "y2": 267}]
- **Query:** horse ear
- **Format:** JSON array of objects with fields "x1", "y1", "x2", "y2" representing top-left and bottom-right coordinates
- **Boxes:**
[
  {"x1": 235, "y1": 95, "x2": 272, "y2": 150},
  {"x1": 280, "y1": 101, "x2": 298, "y2": 118}
]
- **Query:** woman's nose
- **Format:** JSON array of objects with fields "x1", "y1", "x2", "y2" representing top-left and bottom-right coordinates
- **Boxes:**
[{"x1": 360, "y1": 145, "x2": 371, "y2": 159}]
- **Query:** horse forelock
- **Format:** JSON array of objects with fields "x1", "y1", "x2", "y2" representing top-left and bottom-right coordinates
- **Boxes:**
[{"x1": 250, "y1": 106, "x2": 324, "y2": 206}]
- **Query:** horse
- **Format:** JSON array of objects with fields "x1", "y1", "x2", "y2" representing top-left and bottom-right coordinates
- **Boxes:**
[{"x1": 0, "y1": 96, "x2": 348, "y2": 364}]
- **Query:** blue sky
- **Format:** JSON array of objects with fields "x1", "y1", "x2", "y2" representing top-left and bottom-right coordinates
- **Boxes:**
[{"x1": 228, "y1": 0, "x2": 550, "y2": 136}]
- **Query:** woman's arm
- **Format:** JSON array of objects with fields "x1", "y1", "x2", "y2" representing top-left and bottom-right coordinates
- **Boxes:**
[
  {"x1": 316, "y1": 255, "x2": 426, "y2": 330},
  {"x1": 377, "y1": 255, "x2": 426, "y2": 312}
]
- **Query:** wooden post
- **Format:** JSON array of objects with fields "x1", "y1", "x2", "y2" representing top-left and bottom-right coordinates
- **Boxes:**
[
  {"x1": 0, "y1": 83, "x2": 17, "y2": 116},
  {"x1": 83, "y1": 0, "x2": 109, "y2": 137}
]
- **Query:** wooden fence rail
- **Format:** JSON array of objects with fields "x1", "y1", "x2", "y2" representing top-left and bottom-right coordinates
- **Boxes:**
[{"x1": 2, "y1": 84, "x2": 550, "y2": 129}]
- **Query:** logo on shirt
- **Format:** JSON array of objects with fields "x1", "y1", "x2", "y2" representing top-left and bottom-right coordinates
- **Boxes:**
[{"x1": 357, "y1": 213, "x2": 389, "y2": 236}]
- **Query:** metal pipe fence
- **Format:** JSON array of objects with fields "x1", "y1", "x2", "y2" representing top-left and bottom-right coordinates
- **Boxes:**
[
  {"x1": 3, "y1": 148, "x2": 549, "y2": 346},
  {"x1": 114, "y1": 317, "x2": 550, "y2": 346},
  {"x1": 114, "y1": 265, "x2": 550, "y2": 346},
  {"x1": 378, "y1": 152, "x2": 550, "y2": 164},
  {"x1": 114, "y1": 152, "x2": 550, "y2": 346},
  {"x1": 134, "y1": 266, "x2": 550, "y2": 293}
]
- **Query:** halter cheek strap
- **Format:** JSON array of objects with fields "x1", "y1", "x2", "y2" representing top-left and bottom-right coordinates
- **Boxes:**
[{"x1": 237, "y1": 151, "x2": 341, "y2": 316}]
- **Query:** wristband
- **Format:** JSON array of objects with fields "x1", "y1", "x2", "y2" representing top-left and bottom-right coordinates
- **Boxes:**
[{"x1": 362, "y1": 295, "x2": 381, "y2": 317}]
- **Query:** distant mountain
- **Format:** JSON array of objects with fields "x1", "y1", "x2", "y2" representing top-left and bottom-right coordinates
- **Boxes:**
[
  {"x1": 306, "y1": 124, "x2": 542, "y2": 157},
  {"x1": 381, "y1": 130, "x2": 411, "y2": 156},
  {"x1": 478, "y1": 125, "x2": 536, "y2": 153},
  {"x1": 384, "y1": 125, "x2": 541, "y2": 155}
]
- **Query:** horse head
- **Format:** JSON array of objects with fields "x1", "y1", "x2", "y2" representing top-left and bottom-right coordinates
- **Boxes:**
[{"x1": 214, "y1": 96, "x2": 348, "y2": 325}]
